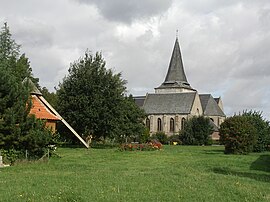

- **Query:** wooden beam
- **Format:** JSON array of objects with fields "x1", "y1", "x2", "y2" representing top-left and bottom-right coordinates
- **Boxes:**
[{"x1": 38, "y1": 96, "x2": 89, "y2": 148}]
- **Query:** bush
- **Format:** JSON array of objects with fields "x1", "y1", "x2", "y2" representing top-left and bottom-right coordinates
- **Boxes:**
[
  {"x1": 180, "y1": 116, "x2": 213, "y2": 145},
  {"x1": 219, "y1": 115, "x2": 257, "y2": 154},
  {"x1": 242, "y1": 110, "x2": 270, "y2": 152},
  {"x1": 151, "y1": 132, "x2": 168, "y2": 144}
]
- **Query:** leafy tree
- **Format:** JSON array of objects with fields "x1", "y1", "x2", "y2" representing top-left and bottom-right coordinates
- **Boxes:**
[
  {"x1": 180, "y1": 116, "x2": 213, "y2": 145},
  {"x1": 115, "y1": 95, "x2": 145, "y2": 143},
  {"x1": 219, "y1": 115, "x2": 257, "y2": 154},
  {"x1": 57, "y1": 51, "x2": 145, "y2": 142},
  {"x1": 242, "y1": 110, "x2": 270, "y2": 152}
]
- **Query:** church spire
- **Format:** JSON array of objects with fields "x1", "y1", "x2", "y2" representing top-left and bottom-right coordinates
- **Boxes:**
[
  {"x1": 164, "y1": 37, "x2": 188, "y2": 84},
  {"x1": 155, "y1": 37, "x2": 195, "y2": 93}
]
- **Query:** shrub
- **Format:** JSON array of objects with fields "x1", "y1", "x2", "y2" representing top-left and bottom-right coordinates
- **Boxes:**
[
  {"x1": 151, "y1": 132, "x2": 168, "y2": 144},
  {"x1": 219, "y1": 115, "x2": 257, "y2": 154},
  {"x1": 242, "y1": 110, "x2": 270, "y2": 152},
  {"x1": 180, "y1": 116, "x2": 213, "y2": 145}
]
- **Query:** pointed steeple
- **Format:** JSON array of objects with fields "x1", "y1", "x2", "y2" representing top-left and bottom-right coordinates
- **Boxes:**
[
  {"x1": 155, "y1": 37, "x2": 195, "y2": 93},
  {"x1": 165, "y1": 38, "x2": 188, "y2": 83}
]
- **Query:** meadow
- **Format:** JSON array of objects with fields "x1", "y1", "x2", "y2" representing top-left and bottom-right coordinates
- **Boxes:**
[{"x1": 0, "y1": 145, "x2": 269, "y2": 202}]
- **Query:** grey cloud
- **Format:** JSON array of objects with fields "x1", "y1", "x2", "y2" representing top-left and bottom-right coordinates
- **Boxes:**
[{"x1": 76, "y1": 0, "x2": 172, "y2": 23}]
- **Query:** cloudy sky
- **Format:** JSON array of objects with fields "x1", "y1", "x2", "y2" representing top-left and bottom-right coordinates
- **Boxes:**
[{"x1": 1, "y1": 0, "x2": 270, "y2": 119}]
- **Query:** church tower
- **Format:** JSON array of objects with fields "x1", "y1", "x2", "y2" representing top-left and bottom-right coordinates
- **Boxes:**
[{"x1": 155, "y1": 37, "x2": 196, "y2": 94}]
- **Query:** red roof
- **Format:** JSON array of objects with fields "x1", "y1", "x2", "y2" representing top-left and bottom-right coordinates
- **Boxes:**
[{"x1": 29, "y1": 95, "x2": 60, "y2": 120}]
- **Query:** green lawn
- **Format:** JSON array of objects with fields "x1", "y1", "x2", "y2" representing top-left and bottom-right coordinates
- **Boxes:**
[{"x1": 0, "y1": 146, "x2": 270, "y2": 202}]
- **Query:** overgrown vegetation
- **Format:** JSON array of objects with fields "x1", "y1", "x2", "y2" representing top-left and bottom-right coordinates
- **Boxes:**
[{"x1": 0, "y1": 23, "x2": 53, "y2": 163}]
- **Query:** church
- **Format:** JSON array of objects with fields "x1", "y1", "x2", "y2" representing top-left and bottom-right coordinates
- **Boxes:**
[{"x1": 134, "y1": 37, "x2": 226, "y2": 139}]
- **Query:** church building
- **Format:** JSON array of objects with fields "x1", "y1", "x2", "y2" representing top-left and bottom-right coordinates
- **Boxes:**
[{"x1": 135, "y1": 37, "x2": 226, "y2": 139}]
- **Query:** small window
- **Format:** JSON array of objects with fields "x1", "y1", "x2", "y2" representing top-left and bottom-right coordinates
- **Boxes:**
[
  {"x1": 210, "y1": 118, "x2": 214, "y2": 122},
  {"x1": 157, "y1": 118, "x2": 162, "y2": 131},
  {"x1": 146, "y1": 118, "x2": 150, "y2": 130},
  {"x1": 170, "y1": 118, "x2": 175, "y2": 132},
  {"x1": 181, "y1": 118, "x2": 186, "y2": 130}
]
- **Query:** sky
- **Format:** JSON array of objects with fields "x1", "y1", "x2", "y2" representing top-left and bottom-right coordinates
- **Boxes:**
[{"x1": 0, "y1": 0, "x2": 270, "y2": 119}]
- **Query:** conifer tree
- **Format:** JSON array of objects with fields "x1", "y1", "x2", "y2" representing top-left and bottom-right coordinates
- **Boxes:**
[{"x1": 0, "y1": 22, "x2": 52, "y2": 161}]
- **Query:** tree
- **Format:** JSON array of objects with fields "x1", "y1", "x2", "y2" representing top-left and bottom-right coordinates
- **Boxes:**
[
  {"x1": 115, "y1": 95, "x2": 146, "y2": 143},
  {"x1": 219, "y1": 115, "x2": 257, "y2": 154},
  {"x1": 57, "y1": 51, "x2": 145, "y2": 142},
  {"x1": 40, "y1": 87, "x2": 58, "y2": 108},
  {"x1": 180, "y1": 116, "x2": 213, "y2": 145},
  {"x1": 0, "y1": 23, "x2": 38, "y2": 85},
  {"x1": 0, "y1": 22, "x2": 52, "y2": 162},
  {"x1": 0, "y1": 22, "x2": 20, "y2": 62},
  {"x1": 242, "y1": 110, "x2": 270, "y2": 152}
]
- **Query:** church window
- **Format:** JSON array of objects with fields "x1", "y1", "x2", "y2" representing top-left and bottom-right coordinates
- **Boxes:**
[
  {"x1": 170, "y1": 118, "x2": 175, "y2": 132},
  {"x1": 181, "y1": 118, "x2": 186, "y2": 130},
  {"x1": 146, "y1": 118, "x2": 150, "y2": 130},
  {"x1": 157, "y1": 118, "x2": 162, "y2": 131}
]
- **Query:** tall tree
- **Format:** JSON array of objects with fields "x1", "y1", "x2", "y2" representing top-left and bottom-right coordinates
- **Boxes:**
[
  {"x1": 0, "y1": 23, "x2": 52, "y2": 161},
  {"x1": 0, "y1": 22, "x2": 20, "y2": 62},
  {"x1": 57, "y1": 51, "x2": 145, "y2": 142}
]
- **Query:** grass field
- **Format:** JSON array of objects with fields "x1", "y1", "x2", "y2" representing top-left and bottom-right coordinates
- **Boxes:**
[{"x1": 0, "y1": 145, "x2": 270, "y2": 202}]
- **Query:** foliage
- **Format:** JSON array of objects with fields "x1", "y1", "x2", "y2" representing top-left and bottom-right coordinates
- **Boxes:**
[
  {"x1": 219, "y1": 115, "x2": 257, "y2": 154},
  {"x1": 180, "y1": 116, "x2": 213, "y2": 145},
  {"x1": 115, "y1": 95, "x2": 146, "y2": 143},
  {"x1": 0, "y1": 22, "x2": 52, "y2": 161},
  {"x1": 242, "y1": 110, "x2": 270, "y2": 152},
  {"x1": 57, "y1": 51, "x2": 145, "y2": 143},
  {"x1": 150, "y1": 132, "x2": 168, "y2": 144},
  {"x1": 40, "y1": 87, "x2": 58, "y2": 108},
  {"x1": 139, "y1": 127, "x2": 150, "y2": 143}
]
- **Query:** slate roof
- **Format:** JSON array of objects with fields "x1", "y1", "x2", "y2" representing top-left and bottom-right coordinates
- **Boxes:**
[
  {"x1": 23, "y1": 78, "x2": 42, "y2": 95},
  {"x1": 156, "y1": 38, "x2": 194, "y2": 90},
  {"x1": 143, "y1": 92, "x2": 196, "y2": 114},
  {"x1": 30, "y1": 95, "x2": 60, "y2": 120},
  {"x1": 199, "y1": 94, "x2": 225, "y2": 117},
  {"x1": 134, "y1": 96, "x2": 146, "y2": 107}
]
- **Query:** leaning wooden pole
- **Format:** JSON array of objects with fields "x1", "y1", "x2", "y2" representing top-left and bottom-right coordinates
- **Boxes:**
[{"x1": 39, "y1": 96, "x2": 89, "y2": 148}]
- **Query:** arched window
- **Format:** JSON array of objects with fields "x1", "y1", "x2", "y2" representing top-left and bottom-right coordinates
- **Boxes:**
[
  {"x1": 157, "y1": 118, "x2": 162, "y2": 132},
  {"x1": 170, "y1": 118, "x2": 175, "y2": 132},
  {"x1": 181, "y1": 118, "x2": 186, "y2": 130},
  {"x1": 196, "y1": 108, "x2": 200, "y2": 116},
  {"x1": 210, "y1": 118, "x2": 214, "y2": 122},
  {"x1": 146, "y1": 118, "x2": 150, "y2": 130}
]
